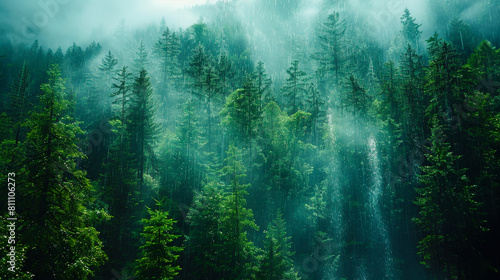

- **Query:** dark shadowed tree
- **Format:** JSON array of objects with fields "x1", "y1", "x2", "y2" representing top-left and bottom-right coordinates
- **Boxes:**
[
  {"x1": 127, "y1": 69, "x2": 159, "y2": 190},
  {"x1": 19, "y1": 65, "x2": 107, "y2": 280}
]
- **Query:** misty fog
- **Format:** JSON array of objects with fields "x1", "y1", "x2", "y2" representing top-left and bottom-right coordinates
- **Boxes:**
[{"x1": 1, "y1": 0, "x2": 499, "y2": 280}]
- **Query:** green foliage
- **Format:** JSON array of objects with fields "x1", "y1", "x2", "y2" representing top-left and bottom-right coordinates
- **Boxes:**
[
  {"x1": 468, "y1": 40, "x2": 500, "y2": 80},
  {"x1": 164, "y1": 97, "x2": 205, "y2": 205},
  {"x1": 101, "y1": 118, "x2": 138, "y2": 268},
  {"x1": 216, "y1": 51, "x2": 235, "y2": 98},
  {"x1": 19, "y1": 65, "x2": 107, "y2": 279},
  {"x1": 399, "y1": 44, "x2": 426, "y2": 143},
  {"x1": 185, "y1": 145, "x2": 260, "y2": 279},
  {"x1": 135, "y1": 205, "x2": 183, "y2": 280},
  {"x1": 111, "y1": 66, "x2": 133, "y2": 125},
  {"x1": 220, "y1": 144, "x2": 259, "y2": 279},
  {"x1": 8, "y1": 61, "x2": 31, "y2": 145},
  {"x1": 258, "y1": 211, "x2": 300, "y2": 280},
  {"x1": 254, "y1": 61, "x2": 273, "y2": 103},
  {"x1": 80, "y1": 73, "x2": 104, "y2": 122},
  {"x1": 258, "y1": 102, "x2": 314, "y2": 208},
  {"x1": 467, "y1": 40, "x2": 500, "y2": 108},
  {"x1": 315, "y1": 11, "x2": 346, "y2": 87},
  {"x1": 201, "y1": 64, "x2": 220, "y2": 152},
  {"x1": 133, "y1": 40, "x2": 149, "y2": 72},
  {"x1": 426, "y1": 32, "x2": 444, "y2": 60},
  {"x1": 65, "y1": 42, "x2": 85, "y2": 70},
  {"x1": 378, "y1": 61, "x2": 400, "y2": 121},
  {"x1": 187, "y1": 43, "x2": 210, "y2": 98},
  {"x1": 305, "y1": 82, "x2": 325, "y2": 145},
  {"x1": 127, "y1": 69, "x2": 159, "y2": 189},
  {"x1": 154, "y1": 27, "x2": 181, "y2": 87},
  {"x1": 342, "y1": 74, "x2": 370, "y2": 119},
  {"x1": 2, "y1": 9, "x2": 500, "y2": 280},
  {"x1": 424, "y1": 37, "x2": 464, "y2": 119},
  {"x1": 414, "y1": 117, "x2": 485, "y2": 279},
  {"x1": 187, "y1": 180, "x2": 226, "y2": 279},
  {"x1": 221, "y1": 78, "x2": 262, "y2": 147},
  {"x1": 98, "y1": 50, "x2": 118, "y2": 74},
  {"x1": 282, "y1": 60, "x2": 308, "y2": 114},
  {"x1": 400, "y1": 9, "x2": 422, "y2": 46},
  {"x1": 306, "y1": 183, "x2": 328, "y2": 226},
  {"x1": 447, "y1": 18, "x2": 476, "y2": 57}
]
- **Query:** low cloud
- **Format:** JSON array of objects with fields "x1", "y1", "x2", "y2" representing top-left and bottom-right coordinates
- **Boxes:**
[{"x1": 0, "y1": 0, "x2": 211, "y2": 49}]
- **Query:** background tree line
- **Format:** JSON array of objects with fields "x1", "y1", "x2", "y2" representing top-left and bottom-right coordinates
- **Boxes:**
[{"x1": 0, "y1": 1, "x2": 500, "y2": 279}]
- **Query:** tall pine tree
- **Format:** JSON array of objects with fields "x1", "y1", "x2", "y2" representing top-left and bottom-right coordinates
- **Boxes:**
[{"x1": 19, "y1": 65, "x2": 107, "y2": 279}]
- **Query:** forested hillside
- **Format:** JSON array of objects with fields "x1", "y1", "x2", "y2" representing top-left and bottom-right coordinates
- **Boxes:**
[{"x1": 1, "y1": 0, "x2": 500, "y2": 279}]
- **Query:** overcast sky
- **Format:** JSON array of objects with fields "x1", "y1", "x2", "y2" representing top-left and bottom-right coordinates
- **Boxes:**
[
  {"x1": 0, "y1": 0, "x2": 217, "y2": 49},
  {"x1": 0, "y1": 0, "x2": 487, "y2": 53}
]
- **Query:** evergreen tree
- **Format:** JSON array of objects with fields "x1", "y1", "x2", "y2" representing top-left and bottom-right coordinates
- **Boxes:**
[
  {"x1": 187, "y1": 181, "x2": 226, "y2": 279},
  {"x1": 221, "y1": 78, "x2": 262, "y2": 150},
  {"x1": 65, "y1": 42, "x2": 85, "y2": 70},
  {"x1": 315, "y1": 12, "x2": 346, "y2": 88},
  {"x1": 154, "y1": 28, "x2": 181, "y2": 90},
  {"x1": 216, "y1": 51, "x2": 234, "y2": 98},
  {"x1": 426, "y1": 32, "x2": 444, "y2": 60},
  {"x1": 467, "y1": 40, "x2": 500, "y2": 108},
  {"x1": 8, "y1": 61, "x2": 31, "y2": 146},
  {"x1": 127, "y1": 69, "x2": 159, "y2": 190},
  {"x1": 101, "y1": 66, "x2": 137, "y2": 267},
  {"x1": 135, "y1": 203, "x2": 183, "y2": 280},
  {"x1": 98, "y1": 50, "x2": 118, "y2": 76},
  {"x1": 53, "y1": 46, "x2": 64, "y2": 65},
  {"x1": 468, "y1": 40, "x2": 500, "y2": 82},
  {"x1": 282, "y1": 60, "x2": 308, "y2": 114},
  {"x1": 258, "y1": 102, "x2": 313, "y2": 213},
  {"x1": 342, "y1": 74, "x2": 370, "y2": 119},
  {"x1": 65, "y1": 43, "x2": 86, "y2": 83},
  {"x1": 84, "y1": 41, "x2": 102, "y2": 61},
  {"x1": 168, "y1": 31, "x2": 182, "y2": 87},
  {"x1": 133, "y1": 40, "x2": 149, "y2": 73},
  {"x1": 173, "y1": 97, "x2": 204, "y2": 196},
  {"x1": 254, "y1": 61, "x2": 273, "y2": 105},
  {"x1": 220, "y1": 145, "x2": 259, "y2": 279},
  {"x1": 305, "y1": 183, "x2": 328, "y2": 229},
  {"x1": 400, "y1": 9, "x2": 422, "y2": 48},
  {"x1": 19, "y1": 65, "x2": 107, "y2": 279},
  {"x1": 81, "y1": 73, "x2": 104, "y2": 122},
  {"x1": 189, "y1": 18, "x2": 210, "y2": 45},
  {"x1": 187, "y1": 43, "x2": 210, "y2": 99},
  {"x1": 448, "y1": 18, "x2": 476, "y2": 59},
  {"x1": 414, "y1": 117, "x2": 484, "y2": 279},
  {"x1": 379, "y1": 61, "x2": 400, "y2": 122},
  {"x1": 202, "y1": 65, "x2": 219, "y2": 152},
  {"x1": 424, "y1": 38, "x2": 465, "y2": 125},
  {"x1": 159, "y1": 16, "x2": 167, "y2": 33},
  {"x1": 27, "y1": 40, "x2": 41, "y2": 68},
  {"x1": 114, "y1": 18, "x2": 128, "y2": 44},
  {"x1": 98, "y1": 49, "x2": 119, "y2": 114},
  {"x1": 111, "y1": 66, "x2": 133, "y2": 140},
  {"x1": 305, "y1": 82, "x2": 325, "y2": 147},
  {"x1": 400, "y1": 44, "x2": 426, "y2": 141},
  {"x1": 462, "y1": 43, "x2": 500, "y2": 277},
  {"x1": 258, "y1": 211, "x2": 300, "y2": 280},
  {"x1": 101, "y1": 118, "x2": 137, "y2": 269}
]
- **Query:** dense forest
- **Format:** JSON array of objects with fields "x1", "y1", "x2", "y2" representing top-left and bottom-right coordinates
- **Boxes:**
[{"x1": 1, "y1": 0, "x2": 500, "y2": 279}]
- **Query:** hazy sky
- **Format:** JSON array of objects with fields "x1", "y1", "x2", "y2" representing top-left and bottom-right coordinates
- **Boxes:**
[
  {"x1": 0, "y1": 0, "x2": 217, "y2": 48},
  {"x1": 0, "y1": 0, "x2": 485, "y2": 53}
]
